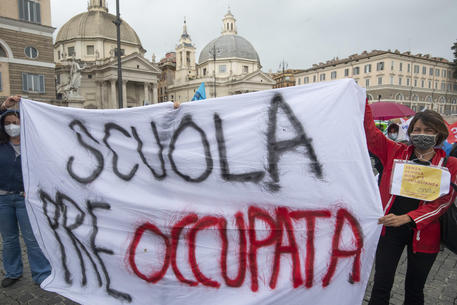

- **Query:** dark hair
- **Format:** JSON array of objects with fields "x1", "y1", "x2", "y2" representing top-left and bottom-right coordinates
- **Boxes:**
[
  {"x1": 0, "y1": 111, "x2": 20, "y2": 144},
  {"x1": 407, "y1": 110, "x2": 448, "y2": 145},
  {"x1": 387, "y1": 123, "x2": 399, "y2": 133}
]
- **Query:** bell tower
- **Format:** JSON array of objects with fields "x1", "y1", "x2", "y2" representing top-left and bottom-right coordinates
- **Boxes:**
[{"x1": 175, "y1": 19, "x2": 196, "y2": 83}]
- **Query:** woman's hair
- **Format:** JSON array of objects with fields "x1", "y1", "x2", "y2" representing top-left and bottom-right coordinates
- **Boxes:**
[
  {"x1": 0, "y1": 111, "x2": 20, "y2": 144},
  {"x1": 407, "y1": 110, "x2": 448, "y2": 145},
  {"x1": 387, "y1": 123, "x2": 399, "y2": 133}
]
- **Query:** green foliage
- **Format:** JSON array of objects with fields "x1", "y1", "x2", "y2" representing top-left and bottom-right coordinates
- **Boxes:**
[{"x1": 452, "y1": 41, "x2": 457, "y2": 79}]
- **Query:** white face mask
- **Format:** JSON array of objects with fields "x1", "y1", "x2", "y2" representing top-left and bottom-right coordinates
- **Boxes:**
[
  {"x1": 4, "y1": 124, "x2": 20, "y2": 138},
  {"x1": 388, "y1": 133, "x2": 398, "y2": 140}
]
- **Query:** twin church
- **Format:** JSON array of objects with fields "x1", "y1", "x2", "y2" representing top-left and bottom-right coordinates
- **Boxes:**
[{"x1": 55, "y1": 0, "x2": 274, "y2": 109}]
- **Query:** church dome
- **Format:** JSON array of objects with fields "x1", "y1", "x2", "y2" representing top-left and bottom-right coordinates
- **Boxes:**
[
  {"x1": 198, "y1": 35, "x2": 260, "y2": 64},
  {"x1": 55, "y1": 9, "x2": 142, "y2": 47},
  {"x1": 198, "y1": 10, "x2": 260, "y2": 64}
]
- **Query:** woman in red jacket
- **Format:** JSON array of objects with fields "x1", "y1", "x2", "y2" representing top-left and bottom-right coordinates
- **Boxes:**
[{"x1": 365, "y1": 103, "x2": 457, "y2": 305}]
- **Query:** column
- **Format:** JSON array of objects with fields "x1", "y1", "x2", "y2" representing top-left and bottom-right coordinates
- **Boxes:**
[
  {"x1": 110, "y1": 80, "x2": 117, "y2": 109},
  {"x1": 153, "y1": 83, "x2": 158, "y2": 104},
  {"x1": 144, "y1": 82, "x2": 149, "y2": 105},
  {"x1": 122, "y1": 80, "x2": 128, "y2": 108},
  {"x1": 95, "y1": 81, "x2": 102, "y2": 109}
]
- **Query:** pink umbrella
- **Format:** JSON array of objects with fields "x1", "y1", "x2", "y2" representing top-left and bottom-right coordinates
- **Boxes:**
[{"x1": 369, "y1": 102, "x2": 415, "y2": 120}]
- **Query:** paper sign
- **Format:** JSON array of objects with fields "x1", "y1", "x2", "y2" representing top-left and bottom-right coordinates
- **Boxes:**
[{"x1": 391, "y1": 161, "x2": 450, "y2": 201}]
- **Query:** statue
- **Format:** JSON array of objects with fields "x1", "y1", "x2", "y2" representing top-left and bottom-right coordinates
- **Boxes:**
[{"x1": 57, "y1": 59, "x2": 85, "y2": 101}]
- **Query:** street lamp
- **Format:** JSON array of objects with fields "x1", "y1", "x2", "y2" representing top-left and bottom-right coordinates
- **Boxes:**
[
  {"x1": 113, "y1": 0, "x2": 123, "y2": 109},
  {"x1": 209, "y1": 44, "x2": 222, "y2": 98}
]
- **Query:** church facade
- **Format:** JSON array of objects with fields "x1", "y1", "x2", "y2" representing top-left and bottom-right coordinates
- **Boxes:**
[
  {"x1": 54, "y1": 0, "x2": 160, "y2": 109},
  {"x1": 167, "y1": 10, "x2": 275, "y2": 103}
]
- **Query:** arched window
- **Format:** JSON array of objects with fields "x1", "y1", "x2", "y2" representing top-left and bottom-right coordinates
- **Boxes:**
[
  {"x1": 439, "y1": 96, "x2": 446, "y2": 104},
  {"x1": 367, "y1": 94, "x2": 374, "y2": 101},
  {"x1": 425, "y1": 96, "x2": 432, "y2": 103},
  {"x1": 0, "y1": 46, "x2": 6, "y2": 57},
  {"x1": 452, "y1": 98, "x2": 457, "y2": 105},
  {"x1": 395, "y1": 93, "x2": 404, "y2": 100}
]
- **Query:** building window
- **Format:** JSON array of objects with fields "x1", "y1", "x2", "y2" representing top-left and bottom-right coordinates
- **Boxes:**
[
  {"x1": 422, "y1": 66, "x2": 426, "y2": 75},
  {"x1": 57, "y1": 50, "x2": 61, "y2": 59},
  {"x1": 344, "y1": 68, "x2": 349, "y2": 77},
  {"x1": 313, "y1": 75, "x2": 316, "y2": 82},
  {"x1": 454, "y1": 84, "x2": 457, "y2": 91},
  {"x1": 304, "y1": 77, "x2": 309, "y2": 84},
  {"x1": 399, "y1": 62, "x2": 403, "y2": 72},
  {"x1": 391, "y1": 61, "x2": 394, "y2": 70},
  {"x1": 24, "y1": 46, "x2": 38, "y2": 59},
  {"x1": 428, "y1": 80, "x2": 431, "y2": 88},
  {"x1": 376, "y1": 62, "x2": 384, "y2": 71},
  {"x1": 364, "y1": 64, "x2": 371, "y2": 73},
  {"x1": 399, "y1": 77, "x2": 402, "y2": 86},
  {"x1": 22, "y1": 73, "x2": 45, "y2": 93},
  {"x1": 203, "y1": 68, "x2": 207, "y2": 76},
  {"x1": 297, "y1": 78, "x2": 301, "y2": 85},
  {"x1": 407, "y1": 78, "x2": 410, "y2": 86},
  {"x1": 243, "y1": 65, "x2": 249, "y2": 73},
  {"x1": 414, "y1": 65, "x2": 419, "y2": 73},
  {"x1": 219, "y1": 65, "x2": 226, "y2": 73},
  {"x1": 0, "y1": 46, "x2": 6, "y2": 57},
  {"x1": 68, "y1": 47, "x2": 75, "y2": 57},
  {"x1": 429, "y1": 67, "x2": 434, "y2": 76},
  {"x1": 18, "y1": 0, "x2": 41, "y2": 24},
  {"x1": 421, "y1": 80, "x2": 424, "y2": 88},
  {"x1": 436, "y1": 69, "x2": 440, "y2": 77},
  {"x1": 353, "y1": 67, "x2": 360, "y2": 75},
  {"x1": 320, "y1": 73, "x2": 326, "y2": 81},
  {"x1": 407, "y1": 63, "x2": 411, "y2": 73},
  {"x1": 441, "y1": 82, "x2": 446, "y2": 90},
  {"x1": 435, "y1": 81, "x2": 438, "y2": 89},
  {"x1": 378, "y1": 77, "x2": 382, "y2": 85},
  {"x1": 331, "y1": 71, "x2": 337, "y2": 79},
  {"x1": 395, "y1": 93, "x2": 404, "y2": 100},
  {"x1": 390, "y1": 76, "x2": 394, "y2": 84},
  {"x1": 365, "y1": 79, "x2": 370, "y2": 87},
  {"x1": 443, "y1": 70, "x2": 447, "y2": 78},
  {"x1": 414, "y1": 79, "x2": 417, "y2": 87},
  {"x1": 87, "y1": 45, "x2": 95, "y2": 55}
]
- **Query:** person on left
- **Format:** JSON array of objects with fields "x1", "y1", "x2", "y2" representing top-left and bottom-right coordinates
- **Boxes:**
[{"x1": 0, "y1": 96, "x2": 51, "y2": 287}]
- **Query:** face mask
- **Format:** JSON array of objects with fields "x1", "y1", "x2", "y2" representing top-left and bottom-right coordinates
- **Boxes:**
[
  {"x1": 4, "y1": 124, "x2": 20, "y2": 138},
  {"x1": 410, "y1": 134, "x2": 436, "y2": 151},
  {"x1": 388, "y1": 133, "x2": 398, "y2": 141}
]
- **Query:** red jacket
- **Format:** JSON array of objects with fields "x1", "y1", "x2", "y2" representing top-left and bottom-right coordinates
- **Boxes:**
[{"x1": 364, "y1": 103, "x2": 457, "y2": 253}]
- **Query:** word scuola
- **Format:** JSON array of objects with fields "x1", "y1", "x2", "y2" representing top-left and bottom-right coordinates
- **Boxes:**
[
  {"x1": 128, "y1": 205, "x2": 364, "y2": 291},
  {"x1": 66, "y1": 93, "x2": 324, "y2": 192}
]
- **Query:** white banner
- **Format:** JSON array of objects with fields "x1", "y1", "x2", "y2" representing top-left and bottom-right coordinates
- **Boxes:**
[{"x1": 21, "y1": 79, "x2": 382, "y2": 305}]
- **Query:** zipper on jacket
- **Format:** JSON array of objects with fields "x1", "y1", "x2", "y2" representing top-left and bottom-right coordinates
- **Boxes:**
[{"x1": 416, "y1": 230, "x2": 421, "y2": 241}]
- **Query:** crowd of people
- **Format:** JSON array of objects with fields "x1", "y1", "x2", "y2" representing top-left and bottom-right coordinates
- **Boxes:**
[{"x1": 0, "y1": 95, "x2": 456, "y2": 305}]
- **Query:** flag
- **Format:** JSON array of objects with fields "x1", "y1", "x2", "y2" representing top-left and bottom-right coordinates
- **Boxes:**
[{"x1": 191, "y1": 82, "x2": 206, "y2": 101}]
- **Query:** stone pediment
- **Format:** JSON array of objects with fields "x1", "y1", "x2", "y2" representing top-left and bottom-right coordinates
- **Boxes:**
[
  {"x1": 234, "y1": 70, "x2": 275, "y2": 85},
  {"x1": 103, "y1": 53, "x2": 161, "y2": 74}
]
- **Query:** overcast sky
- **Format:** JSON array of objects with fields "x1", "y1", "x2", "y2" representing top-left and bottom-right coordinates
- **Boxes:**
[{"x1": 51, "y1": 0, "x2": 457, "y2": 72}]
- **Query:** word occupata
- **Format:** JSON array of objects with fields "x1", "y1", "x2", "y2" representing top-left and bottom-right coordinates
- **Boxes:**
[{"x1": 128, "y1": 205, "x2": 364, "y2": 291}]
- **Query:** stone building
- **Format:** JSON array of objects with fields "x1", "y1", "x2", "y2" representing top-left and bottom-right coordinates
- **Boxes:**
[
  {"x1": 295, "y1": 50, "x2": 457, "y2": 114},
  {"x1": 54, "y1": 0, "x2": 160, "y2": 108},
  {"x1": 271, "y1": 69, "x2": 304, "y2": 89},
  {"x1": 0, "y1": 0, "x2": 56, "y2": 103},
  {"x1": 158, "y1": 52, "x2": 176, "y2": 103},
  {"x1": 168, "y1": 10, "x2": 275, "y2": 103}
]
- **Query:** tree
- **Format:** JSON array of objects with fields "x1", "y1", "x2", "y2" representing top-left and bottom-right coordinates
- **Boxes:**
[{"x1": 452, "y1": 41, "x2": 457, "y2": 79}]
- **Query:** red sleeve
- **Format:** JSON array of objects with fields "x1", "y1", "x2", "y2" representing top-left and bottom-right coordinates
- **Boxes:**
[
  {"x1": 364, "y1": 101, "x2": 401, "y2": 165},
  {"x1": 407, "y1": 158, "x2": 457, "y2": 230}
]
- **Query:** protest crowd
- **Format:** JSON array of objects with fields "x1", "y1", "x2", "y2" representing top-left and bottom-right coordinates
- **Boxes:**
[{"x1": 1, "y1": 82, "x2": 457, "y2": 305}]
